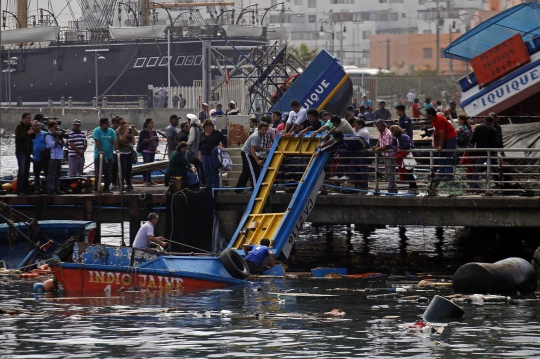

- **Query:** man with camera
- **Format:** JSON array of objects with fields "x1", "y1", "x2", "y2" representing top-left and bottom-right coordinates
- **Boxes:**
[
  {"x1": 45, "y1": 120, "x2": 66, "y2": 195},
  {"x1": 67, "y1": 119, "x2": 87, "y2": 177}
]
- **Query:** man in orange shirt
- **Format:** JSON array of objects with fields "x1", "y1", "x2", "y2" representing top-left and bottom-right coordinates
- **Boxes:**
[{"x1": 425, "y1": 107, "x2": 457, "y2": 181}]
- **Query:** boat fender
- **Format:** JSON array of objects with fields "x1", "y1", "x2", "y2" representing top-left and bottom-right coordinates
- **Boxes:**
[
  {"x1": 43, "y1": 278, "x2": 58, "y2": 293},
  {"x1": 33, "y1": 283, "x2": 45, "y2": 294},
  {"x1": 453, "y1": 257, "x2": 537, "y2": 294},
  {"x1": 220, "y1": 248, "x2": 250, "y2": 279}
]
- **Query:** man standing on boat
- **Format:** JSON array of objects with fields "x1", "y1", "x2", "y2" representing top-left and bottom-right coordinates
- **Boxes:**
[
  {"x1": 14, "y1": 113, "x2": 34, "y2": 196},
  {"x1": 133, "y1": 213, "x2": 167, "y2": 250},
  {"x1": 67, "y1": 119, "x2": 87, "y2": 177}
]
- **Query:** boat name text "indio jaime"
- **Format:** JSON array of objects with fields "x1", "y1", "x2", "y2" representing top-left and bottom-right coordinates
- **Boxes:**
[
  {"x1": 478, "y1": 67, "x2": 540, "y2": 108},
  {"x1": 87, "y1": 271, "x2": 184, "y2": 289},
  {"x1": 302, "y1": 79, "x2": 330, "y2": 109}
]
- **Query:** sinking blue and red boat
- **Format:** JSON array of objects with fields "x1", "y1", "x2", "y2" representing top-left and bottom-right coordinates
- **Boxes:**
[{"x1": 48, "y1": 49, "x2": 349, "y2": 295}]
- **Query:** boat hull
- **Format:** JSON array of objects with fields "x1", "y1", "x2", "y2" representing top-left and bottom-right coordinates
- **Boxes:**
[
  {"x1": 51, "y1": 263, "x2": 232, "y2": 295},
  {"x1": 3, "y1": 38, "x2": 267, "y2": 104}
]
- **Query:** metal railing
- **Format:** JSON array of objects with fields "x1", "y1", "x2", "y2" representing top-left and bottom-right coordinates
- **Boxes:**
[{"x1": 217, "y1": 148, "x2": 540, "y2": 196}]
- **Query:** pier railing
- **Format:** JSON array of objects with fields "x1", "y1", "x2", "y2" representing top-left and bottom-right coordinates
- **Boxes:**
[{"x1": 221, "y1": 148, "x2": 540, "y2": 195}]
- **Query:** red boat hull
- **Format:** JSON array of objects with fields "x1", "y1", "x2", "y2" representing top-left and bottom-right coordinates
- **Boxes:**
[{"x1": 52, "y1": 266, "x2": 230, "y2": 295}]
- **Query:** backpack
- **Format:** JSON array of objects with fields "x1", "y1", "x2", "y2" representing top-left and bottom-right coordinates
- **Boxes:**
[
  {"x1": 219, "y1": 149, "x2": 233, "y2": 171},
  {"x1": 40, "y1": 133, "x2": 51, "y2": 163}
]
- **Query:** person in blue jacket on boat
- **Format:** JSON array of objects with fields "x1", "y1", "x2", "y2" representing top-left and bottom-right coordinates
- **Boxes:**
[
  {"x1": 243, "y1": 238, "x2": 276, "y2": 274},
  {"x1": 133, "y1": 213, "x2": 168, "y2": 250}
]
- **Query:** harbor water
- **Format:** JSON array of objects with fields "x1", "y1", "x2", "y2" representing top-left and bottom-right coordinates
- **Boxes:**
[
  {"x1": 1, "y1": 268, "x2": 540, "y2": 358},
  {"x1": 2, "y1": 135, "x2": 540, "y2": 358}
]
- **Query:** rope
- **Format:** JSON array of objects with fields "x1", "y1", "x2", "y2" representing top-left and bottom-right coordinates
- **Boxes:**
[{"x1": 165, "y1": 238, "x2": 215, "y2": 255}]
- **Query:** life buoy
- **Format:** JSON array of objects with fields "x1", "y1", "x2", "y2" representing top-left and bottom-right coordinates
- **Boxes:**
[{"x1": 220, "y1": 248, "x2": 250, "y2": 279}]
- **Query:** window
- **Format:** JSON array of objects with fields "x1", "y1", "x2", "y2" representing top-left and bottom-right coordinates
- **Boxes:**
[
  {"x1": 271, "y1": 0, "x2": 277, "y2": 4},
  {"x1": 194, "y1": 55, "x2": 202, "y2": 66},
  {"x1": 422, "y1": 29, "x2": 432, "y2": 34},
  {"x1": 308, "y1": 0, "x2": 316, "y2": 7},
  {"x1": 159, "y1": 56, "x2": 170, "y2": 66},
  {"x1": 389, "y1": 12, "x2": 398, "y2": 21},
  {"x1": 377, "y1": 12, "x2": 388, "y2": 21},
  {"x1": 175, "y1": 56, "x2": 185, "y2": 66},
  {"x1": 308, "y1": 15, "x2": 316, "y2": 23},
  {"x1": 402, "y1": 13, "x2": 406, "y2": 18},
  {"x1": 146, "y1": 57, "x2": 159, "y2": 67},
  {"x1": 331, "y1": 0, "x2": 354, "y2": 3},
  {"x1": 362, "y1": 31, "x2": 371, "y2": 40},
  {"x1": 422, "y1": 48, "x2": 432, "y2": 59},
  {"x1": 294, "y1": 0, "x2": 303, "y2": 5},
  {"x1": 379, "y1": 0, "x2": 387, "y2": 3},
  {"x1": 291, "y1": 32, "x2": 320, "y2": 40}
]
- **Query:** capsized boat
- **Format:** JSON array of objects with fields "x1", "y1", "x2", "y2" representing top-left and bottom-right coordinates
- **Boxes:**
[
  {"x1": 0, "y1": 220, "x2": 96, "y2": 270},
  {"x1": 50, "y1": 242, "x2": 248, "y2": 294},
  {"x1": 445, "y1": 2, "x2": 540, "y2": 120}
]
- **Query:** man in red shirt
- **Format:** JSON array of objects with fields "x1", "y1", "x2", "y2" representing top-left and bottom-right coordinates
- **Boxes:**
[
  {"x1": 426, "y1": 107, "x2": 457, "y2": 181},
  {"x1": 412, "y1": 98, "x2": 422, "y2": 119}
]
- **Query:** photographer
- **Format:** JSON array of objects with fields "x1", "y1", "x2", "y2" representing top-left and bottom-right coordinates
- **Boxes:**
[
  {"x1": 67, "y1": 119, "x2": 87, "y2": 177},
  {"x1": 45, "y1": 120, "x2": 66, "y2": 195}
]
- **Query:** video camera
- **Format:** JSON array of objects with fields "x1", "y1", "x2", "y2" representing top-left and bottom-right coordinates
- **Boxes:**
[
  {"x1": 35, "y1": 115, "x2": 68, "y2": 139},
  {"x1": 420, "y1": 126, "x2": 434, "y2": 138}
]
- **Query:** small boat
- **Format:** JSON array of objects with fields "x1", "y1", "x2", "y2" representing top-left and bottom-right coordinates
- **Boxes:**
[
  {"x1": 445, "y1": 2, "x2": 540, "y2": 120},
  {"x1": 50, "y1": 242, "x2": 249, "y2": 295},
  {"x1": 0, "y1": 220, "x2": 96, "y2": 270}
]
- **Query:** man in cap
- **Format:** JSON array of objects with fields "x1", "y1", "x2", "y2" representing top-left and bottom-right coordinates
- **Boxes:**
[
  {"x1": 395, "y1": 105, "x2": 413, "y2": 139},
  {"x1": 199, "y1": 103, "x2": 210, "y2": 123},
  {"x1": 444, "y1": 101, "x2": 458, "y2": 120},
  {"x1": 133, "y1": 213, "x2": 168, "y2": 250},
  {"x1": 67, "y1": 119, "x2": 87, "y2": 177},
  {"x1": 166, "y1": 114, "x2": 180, "y2": 158},
  {"x1": 372, "y1": 101, "x2": 392, "y2": 121}
]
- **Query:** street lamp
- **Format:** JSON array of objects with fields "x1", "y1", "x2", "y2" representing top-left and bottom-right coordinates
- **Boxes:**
[
  {"x1": 85, "y1": 49, "x2": 109, "y2": 107},
  {"x1": 319, "y1": 19, "x2": 335, "y2": 56},
  {"x1": 7, "y1": 56, "x2": 17, "y2": 107}
]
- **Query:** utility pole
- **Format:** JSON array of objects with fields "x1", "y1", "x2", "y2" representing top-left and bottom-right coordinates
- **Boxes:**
[
  {"x1": 449, "y1": 24, "x2": 452, "y2": 73},
  {"x1": 340, "y1": 22, "x2": 344, "y2": 62},
  {"x1": 435, "y1": 0, "x2": 440, "y2": 75},
  {"x1": 386, "y1": 38, "x2": 390, "y2": 70}
]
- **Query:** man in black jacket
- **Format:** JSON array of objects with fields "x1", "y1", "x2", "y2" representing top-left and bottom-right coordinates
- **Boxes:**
[
  {"x1": 469, "y1": 116, "x2": 502, "y2": 188},
  {"x1": 14, "y1": 113, "x2": 35, "y2": 196}
]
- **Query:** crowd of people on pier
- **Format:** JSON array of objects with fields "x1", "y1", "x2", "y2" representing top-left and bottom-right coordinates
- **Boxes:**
[{"x1": 12, "y1": 95, "x2": 503, "y2": 196}]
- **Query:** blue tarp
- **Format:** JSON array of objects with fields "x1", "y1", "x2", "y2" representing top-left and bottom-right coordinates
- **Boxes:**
[{"x1": 443, "y1": 2, "x2": 540, "y2": 62}]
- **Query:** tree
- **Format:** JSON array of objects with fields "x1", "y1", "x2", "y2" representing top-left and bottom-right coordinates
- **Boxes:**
[{"x1": 288, "y1": 44, "x2": 319, "y2": 67}]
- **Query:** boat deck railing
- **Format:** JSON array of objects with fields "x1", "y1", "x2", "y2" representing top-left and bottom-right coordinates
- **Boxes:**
[{"x1": 220, "y1": 147, "x2": 540, "y2": 196}]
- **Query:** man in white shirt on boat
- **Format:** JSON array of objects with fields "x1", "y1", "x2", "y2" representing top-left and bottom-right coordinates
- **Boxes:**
[{"x1": 133, "y1": 213, "x2": 167, "y2": 250}]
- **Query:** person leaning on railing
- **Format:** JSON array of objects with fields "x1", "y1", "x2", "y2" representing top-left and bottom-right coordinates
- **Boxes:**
[
  {"x1": 316, "y1": 130, "x2": 371, "y2": 193},
  {"x1": 468, "y1": 115, "x2": 502, "y2": 189},
  {"x1": 389, "y1": 125, "x2": 418, "y2": 195},
  {"x1": 425, "y1": 107, "x2": 457, "y2": 181},
  {"x1": 373, "y1": 119, "x2": 397, "y2": 194}
]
